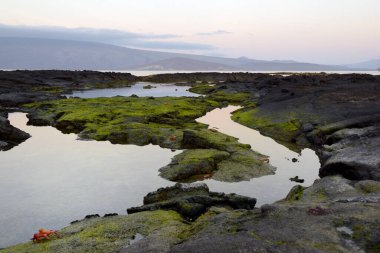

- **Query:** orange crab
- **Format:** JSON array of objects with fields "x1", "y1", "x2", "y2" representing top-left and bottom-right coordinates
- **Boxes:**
[{"x1": 32, "y1": 228, "x2": 60, "y2": 243}]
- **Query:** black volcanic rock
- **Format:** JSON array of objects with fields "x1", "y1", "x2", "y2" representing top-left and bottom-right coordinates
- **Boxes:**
[
  {"x1": 127, "y1": 183, "x2": 256, "y2": 220},
  {"x1": 0, "y1": 116, "x2": 30, "y2": 150}
]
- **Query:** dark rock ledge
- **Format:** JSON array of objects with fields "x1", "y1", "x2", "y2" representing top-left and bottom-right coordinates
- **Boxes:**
[
  {"x1": 0, "y1": 116, "x2": 30, "y2": 151},
  {"x1": 127, "y1": 183, "x2": 256, "y2": 220}
]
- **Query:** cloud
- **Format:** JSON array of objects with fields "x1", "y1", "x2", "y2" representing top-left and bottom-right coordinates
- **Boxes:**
[
  {"x1": 0, "y1": 24, "x2": 178, "y2": 41},
  {"x1": 197, "y1": 30, "x2": 232, "y2": 36},
  {"x1": 127, "y1": 40, "x2": 217, "y2": 50},
  {"x1": 0, "y1": 24, "x2": 216, "y2": 51}
]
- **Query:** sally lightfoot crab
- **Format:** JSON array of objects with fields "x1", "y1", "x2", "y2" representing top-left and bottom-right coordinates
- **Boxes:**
[{"x1": 31, "y1": 228, "x2": 60, "y2": 243}]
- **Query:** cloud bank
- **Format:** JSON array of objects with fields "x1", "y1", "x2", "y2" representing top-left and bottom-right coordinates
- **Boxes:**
[
  {"x1": 197, "y1": 30, "x2": 232, "y2": 36},
  {"x1": 0, "y1": 24, "x2": 216, "y2": 51}
]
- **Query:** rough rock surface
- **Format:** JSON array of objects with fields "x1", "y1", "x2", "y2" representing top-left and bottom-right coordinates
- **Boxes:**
[
  {"x1": 0, "y1": 70, "x2": 138, "y2": 107},
  {"x1": 159, "y1": 148, "x2": 275, "y2": 182},
  {"x1": 0, "y1": 116, "x2": 30, "y2": 150},
  {"x1": 4, "y1": 176, "x2": 380, "y2": 253},
  {"x1": 319, "y1": 124, "x2": 380, "y2": 180},
  {"x1": 1, "y1": 72, "x2": 380, "y2": 252},
  {"x1": 127, "y1": 183, "x2": 256, "y2": 220},
  {"x1": 25, "y1": 98, "x2": 274, "y2": 182}
]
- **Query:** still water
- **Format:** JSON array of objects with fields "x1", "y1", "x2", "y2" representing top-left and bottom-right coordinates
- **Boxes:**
[
  {"x1": 0, "y1": 113, "x2": 179, "y2": 247},
  {"x1": 197, "y1": 106, "x2": 320, "y2": 205},
  {"x1": 67, "y1": 82, "x2": 197, "y2": 98},
  {"x1": 0, "y1": 96, "x2": 320, "y2": 248},
  {"x1": 105, "y1": 70, "x2": 380, "y2": 76}
]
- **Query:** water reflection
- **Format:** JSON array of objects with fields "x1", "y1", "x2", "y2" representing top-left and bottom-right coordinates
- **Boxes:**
[
  {"x1": 67, "y1": 82, "x2": 198, "y2": 98},
  {"x1": 0, "y1": 113, "x2": 178, "y2": 247},
  {"x1": 0, "y1": 106, "x2": 320, "y2": 247},
  {"x1": 196, "y1": 106, "x2": 320, "y2": 206}
]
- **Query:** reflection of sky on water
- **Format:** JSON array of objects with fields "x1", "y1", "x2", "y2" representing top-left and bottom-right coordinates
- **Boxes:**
[
  {"x1": 0, "y1": 105, "x2": 320, "y2": 247},
  {"x1": 67, "y1": 82, "x2": 198, "y2": 98},
  {"x1": 197, "y1": 106, "x2": 320, "y2": 207},
  {"x1": 0, "y1": 113, "x2": 178, "y2": 247}
]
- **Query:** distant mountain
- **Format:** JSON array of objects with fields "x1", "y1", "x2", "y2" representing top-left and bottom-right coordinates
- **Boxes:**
[
  {"x1": 345, "y1": 59, "x2": 380, "y2": 70},
  {"x1": 0, "y1": 37, "x2": 169, "y2": 70},
  {"x1": 0, "y1": 37, "x2": 359, "y2": 71},
  {"x1": 135, "y1": 57, "x2": 236, "y2": 70},
  {"x1": 238, "y1": 61, "x2": 347, "y2": 71}
]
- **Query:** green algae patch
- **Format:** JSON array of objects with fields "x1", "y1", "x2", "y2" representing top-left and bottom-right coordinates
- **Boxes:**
[
  {"x1": 285, "y1": 185, "x2": 305, "y2": 202},
  {"x1": 208, "y1": 91, "x2": 251, "y2": 105},
  {"x1": 0, "y1": 211, "x2": 185, "y2": 253},
  {"x1": 1, "y1": 209, "x2": 224, "y2": 253},
  {"x1": 214, "y1": 149, "x2": 275, "y2": 182},
  {"x1": 189, "y1": 83, "x2": 251, "y2": 105},
  {"x1": 25, "y1": 96, "x2": 275, "y2": 182},
  {"x1": 231, "y1": 107, "x2": 302, "y2": 150},
  {"x1": 25, "y1": 96, "x2": 220, "y2": 149},
  {"x1": 182, "y1": 129, "x2": 251, "y2": 152},
  {"x1": 159, "y1": 149, "x2": 230, "y2": 181},
  {"x1": 31, "y1": 86, "x2": 66, "y2": 95},
  {"x1": 188, "y1": 84, "x2": 216, "y2": 94},
  {"x1": 162, "y1": 129, "x2": 275, "y2": 182},
  {"x1": 355, "y1": 180, "x2": 380, "y2": 194}
]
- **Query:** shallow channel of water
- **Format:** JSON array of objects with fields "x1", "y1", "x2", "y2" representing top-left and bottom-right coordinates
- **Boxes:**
[
  {"x1": 67, "y1": 82, "x2": 197, "y2": 98},
  {"x1": 197, "y1": 106, "x2": 320, "y2": 205}
]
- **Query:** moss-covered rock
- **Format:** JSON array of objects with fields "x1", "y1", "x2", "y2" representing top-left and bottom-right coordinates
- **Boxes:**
[
  {"x1": 213, "y1": 149, "x2": 275, "y2": 182},
  {"x1": 188, "y1": 84, "x2": 217, "y2": 94},
  {"x1": 127, "y1": 183, "x2": 257, "y2": 220},
  {"x1": 182, "y1": 129, "x2": 250, "y2": 152},
  {"x1": 161, "y1": 129, "x2": 275, "y2": 182},
  {"x1": 25, "y1": 97, "x2": 274, "y2": 182},
  {"x1": 231, "y1": 107, "x2": 303, "y2": 150},
  {"x1": 355, "y1": 180, "x2": 380, "y2": 193},
  {"x1": 285, "y1": 185, "x2": 305, "y2": 202},
  {"x1": 159, "y1": 149, "x2": 230, "y2": 181},
  {"x1": 0, "y1": 211, "x2": 187, "y2": 253},
  {"x1": 207, "y1": 91, "x2": 251, "y2": 105},
  {"x1": 24, "y1": 96, "x2": 220, "y2": 149},
  {"x1": 0, "y1": 116, "x2": 31, "y2": 151}
]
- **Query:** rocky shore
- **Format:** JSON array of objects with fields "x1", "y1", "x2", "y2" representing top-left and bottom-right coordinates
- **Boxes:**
[
  {"x1": 0, "y1": 115, "x2": 30, "y2": 150},
  {"x1": 0, "y1": 71, "x2": 379, "y2": 252}
]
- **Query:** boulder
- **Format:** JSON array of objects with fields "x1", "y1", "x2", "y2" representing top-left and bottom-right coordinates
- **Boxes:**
[
  {"x1": 159, "y1": 149, "x2": 230, "y2": 181},
  {"x1": 0, "y1": 116, "x2": 30, "y2": 150},
  {"x1": 127, "y1": 183, "x2": 256, "y2": 220}
]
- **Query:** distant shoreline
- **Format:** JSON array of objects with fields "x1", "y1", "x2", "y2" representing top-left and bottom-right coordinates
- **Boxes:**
[{"x1": 1, "y1": 69, "x2": 379, "y2": 76}]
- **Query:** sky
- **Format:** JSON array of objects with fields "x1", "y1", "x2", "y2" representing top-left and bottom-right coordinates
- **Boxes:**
[{"x1": 0, "y1": 0, "x2": 379, "y2": 64}]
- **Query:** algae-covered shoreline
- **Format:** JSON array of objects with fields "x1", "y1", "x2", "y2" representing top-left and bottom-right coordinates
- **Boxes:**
[{"x1": 1, "y1": 71, "x2": 379, "y2": 252}]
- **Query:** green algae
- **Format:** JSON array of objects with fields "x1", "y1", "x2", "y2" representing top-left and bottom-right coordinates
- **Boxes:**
[
  {"x1": 25, "y1": 96, "x2": 273, "y2": 182},
  {"x1": 355, "y1": 181, "x2": 380, "y2": 193},
  {"x1": 182, "y1": 128, "x2": 251, "y2": 152},
  {"x1": 213, "y1": 149, "x2": 275, "y2": 182},
  {"x1": 207, "y1": 91, "x2": 251, "y2": 105},
  {"x1": 1, "y1": 209, "x2": 222, "y2": 253},
  {"x1": 231, "y1": 107, "x2": 302, "y2": 150},
  {"x1": 189, "y1": 84, "x2": 251, "y2": 105},
  {"x1": 25, "y1": 96, "x2": 219, "y2": 149},
  {"x1": 159, "y1": 144, "x2": 275, "y2": 183},
  {"x1": 31, "y1": 86, "x2": 66, "y2": 95},
  {"x1": 159, "y1": 149, "x2": 230, "y2": 181},
  {"x1": 285, "y1": 185, "x2": 305, "y2": 202},
  {"x1": 0, "y1": 211, "x2": 185, "y2": 253},
  {"x1": 188, "y1": 84, "x2": 216, "y2": 94}
]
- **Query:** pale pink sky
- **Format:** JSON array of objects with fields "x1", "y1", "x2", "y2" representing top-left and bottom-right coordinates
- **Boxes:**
[{"x1": 1, "y1": 0, "x2": 379, "y2": 64}]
